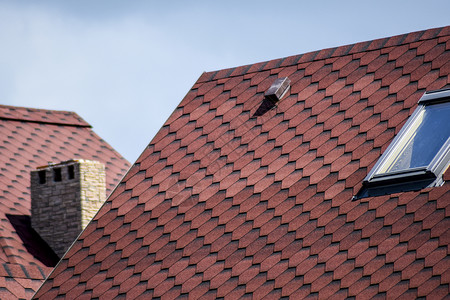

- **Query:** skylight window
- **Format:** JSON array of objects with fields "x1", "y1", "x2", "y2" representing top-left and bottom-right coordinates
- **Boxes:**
[{"x1": 358, "y1": 88, "x2": 450, "y2": 198}]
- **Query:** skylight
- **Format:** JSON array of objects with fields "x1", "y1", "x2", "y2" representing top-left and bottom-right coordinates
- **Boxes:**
[{"x1": 358, "y1": 88, "x2": 450, "y2": 198}]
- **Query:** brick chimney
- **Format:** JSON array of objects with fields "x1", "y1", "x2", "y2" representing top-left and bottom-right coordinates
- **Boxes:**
[{"x1": 30, "y1": 159, "x2": 106, "y2": 257}]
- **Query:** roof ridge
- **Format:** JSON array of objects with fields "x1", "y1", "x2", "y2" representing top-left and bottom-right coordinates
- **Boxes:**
[
  {"x1": 0, "y1": 104, "x2": 77, "y2": 115},
  {"x1": 197, "y1": 25, "x2": 450, "y2": 83},
  {"x1": 0, "y1": 116, "x2": 92, "y2": 128},
  {"x1": 0, "y1": 104, "x2": 91, "y2": 127}
]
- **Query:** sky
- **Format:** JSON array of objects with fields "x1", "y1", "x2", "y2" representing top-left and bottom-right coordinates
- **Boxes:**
[{"x1": 1, "y1": 0, "x2": 449, "y2": 163}]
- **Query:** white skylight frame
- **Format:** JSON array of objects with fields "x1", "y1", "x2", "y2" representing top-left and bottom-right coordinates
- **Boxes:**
[{"x1": 361, "y1": 88, "x2": 450, "y2": 196}]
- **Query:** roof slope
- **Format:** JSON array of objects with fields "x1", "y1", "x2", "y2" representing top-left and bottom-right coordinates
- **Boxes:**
[
  {"x1": 0, "y1": 105, "x2": 130, "y2": 299},
  {"x1": 35, "y1": 26, "x2": 450, "y2": 299}
]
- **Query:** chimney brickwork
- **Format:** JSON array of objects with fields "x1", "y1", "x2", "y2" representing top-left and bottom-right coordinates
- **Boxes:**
[{"x1": 31, "y1": 159, "x2": 106, "y2": 258}]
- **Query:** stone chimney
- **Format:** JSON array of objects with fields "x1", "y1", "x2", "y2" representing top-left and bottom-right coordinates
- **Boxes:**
[{"x1": 30, "y1": 159, "x2": 106, "y2": 257}]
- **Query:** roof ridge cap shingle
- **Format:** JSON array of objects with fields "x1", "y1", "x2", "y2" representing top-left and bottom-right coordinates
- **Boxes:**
[
  {"x1": 197, "y1": 25, "x2": 450, "y2": 83},
  {"x1": 0, "y1": 104, "x2": 91, "y2": 127}
]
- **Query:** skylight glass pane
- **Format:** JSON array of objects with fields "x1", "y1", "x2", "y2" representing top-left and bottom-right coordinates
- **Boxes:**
[{"x1": 379, "y1": 102, "x2": 450, "y2": 174}]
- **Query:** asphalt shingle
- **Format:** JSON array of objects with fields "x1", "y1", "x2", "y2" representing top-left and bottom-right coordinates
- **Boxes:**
[
  {"x1": 35, "y1": 26, "x2": 450, "y2": 299},
  {"x1": 0, "y1": 105, "x2": 130, "y2": 298}
]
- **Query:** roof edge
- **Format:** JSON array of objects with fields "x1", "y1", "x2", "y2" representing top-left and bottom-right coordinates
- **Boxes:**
[
  {"x1": 197, "y1": 25, "x2": 450, "y2": 83},
  {"x1": 0, "y1": 104, "x2": 92, "y2": 128}
]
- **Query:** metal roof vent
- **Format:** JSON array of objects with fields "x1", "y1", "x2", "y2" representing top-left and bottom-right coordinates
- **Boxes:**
[
  {"x1": 264, "y1": 77, "x2": 291, "y2": 103},
  {"x1": 253, "y1": 77, "x2": 291, "y2": 117}
]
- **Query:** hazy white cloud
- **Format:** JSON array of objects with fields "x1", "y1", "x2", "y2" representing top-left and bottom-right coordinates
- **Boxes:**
[{"x1": 1, "y1": 0, "x2": 449, "y2": 162}]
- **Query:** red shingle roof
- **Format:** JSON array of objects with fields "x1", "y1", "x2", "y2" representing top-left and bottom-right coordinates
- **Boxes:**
[
  {"x1": 35, "y1": 26, "x2": 450, "y2": 299},
  {"x1": 0, "y1": 105, "x2": 130, "y2": 299}
]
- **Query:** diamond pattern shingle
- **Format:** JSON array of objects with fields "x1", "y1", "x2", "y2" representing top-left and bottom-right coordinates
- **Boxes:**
[
  {"x1": 0, "y1": 105, "x2": 130, "y2": 298},
  {"x1": 35, "y1": 26, "x2": 450, "y2": 299}
]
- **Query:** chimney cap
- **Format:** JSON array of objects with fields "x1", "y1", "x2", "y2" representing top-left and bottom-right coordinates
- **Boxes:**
[{"x1": 37, "y1": 159, "x2": 79, "y2": 170}]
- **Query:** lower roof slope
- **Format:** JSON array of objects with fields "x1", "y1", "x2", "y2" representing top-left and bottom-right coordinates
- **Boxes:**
[
  {"x1": 35, "y1": 26, "x2": 450, "y2": 299},
  {"x1": 0, "y1": 105, "x2": 130, "y2": 299}
]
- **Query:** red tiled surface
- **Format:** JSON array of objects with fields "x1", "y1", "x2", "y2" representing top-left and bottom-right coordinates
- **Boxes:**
[
  {"x1": 35, "y1": 26, "x2": 450, "y2": 299},
  {"x1": 0, "y1": 105, "x2": 130, "y2": 298}
]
